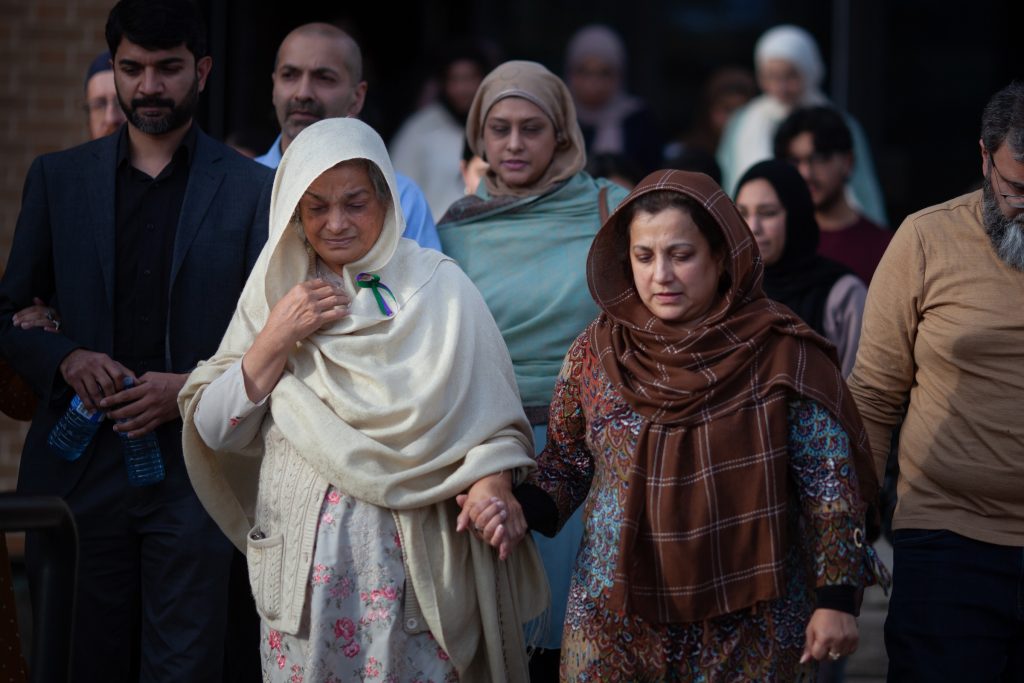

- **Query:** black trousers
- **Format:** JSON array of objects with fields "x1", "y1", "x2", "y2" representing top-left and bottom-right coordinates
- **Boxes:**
[
  {"x1": 26, "y1": 429, "x2": 233, "y2": 682},
  {"x1": 886, "y1": 528, "x2": 1024, "y2": 682}
]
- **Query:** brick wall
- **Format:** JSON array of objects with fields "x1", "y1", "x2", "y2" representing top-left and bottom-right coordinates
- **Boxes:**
[{"x1": 0, "y1": 0, "x2": 115, "y2": 491}]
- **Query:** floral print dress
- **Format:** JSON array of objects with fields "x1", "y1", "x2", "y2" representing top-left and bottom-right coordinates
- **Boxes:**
[
  {"x1": 194, "y1": 360, "x2": 458, "y2": 683},
  {"x1": 259, "y1": 487, "x2": 458, "y2": 683},
  {"x1": 528, "y1": 331, "x2": 889, "y2": 682}
]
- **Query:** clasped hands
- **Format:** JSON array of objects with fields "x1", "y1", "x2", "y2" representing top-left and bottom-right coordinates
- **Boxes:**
[
  {"x1": 59, "y1": 349, "x2": 186, "y2": 438},
  {"x1": 455, "y1": 471, "x2": 529, "y2": 561},
  {"x1": 14, "y1": 297, "x2": 187, "y2": 437}
]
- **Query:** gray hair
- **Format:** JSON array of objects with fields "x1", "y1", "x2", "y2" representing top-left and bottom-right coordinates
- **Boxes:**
[
  {"x1": 291, "y1": 158, "x2": 392, "y2": 231},
  {"x1": 337, "y1": 158, "x2": 392, "y2": 208},
  {"x1": 981, "y1": 81, "x2": 1024, "y2": 161},
  {"x1": 982, "y1": 175, "x2": 1024, "y2": 271}
]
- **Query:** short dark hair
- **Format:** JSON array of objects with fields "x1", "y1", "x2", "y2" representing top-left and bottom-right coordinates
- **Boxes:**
[
  {"x1": 106, "y1": 0, "x2": 208, "y2": 61},
  {"x1": 981, "y1": 81, "x2": 1024, "y2": 162},
  {"x1": 773, "y1": 106, "x2": 853, "y2": 160}
]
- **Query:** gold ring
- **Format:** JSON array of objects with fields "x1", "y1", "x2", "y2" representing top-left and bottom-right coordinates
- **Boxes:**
[{"x1": 828, "y1": 651, "x2": 841, "y2": 661}]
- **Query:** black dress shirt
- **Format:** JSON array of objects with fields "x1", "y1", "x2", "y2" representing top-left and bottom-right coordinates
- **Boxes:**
[{"x1": 113, "y1": 124, "x2": 197, "y2": 376}]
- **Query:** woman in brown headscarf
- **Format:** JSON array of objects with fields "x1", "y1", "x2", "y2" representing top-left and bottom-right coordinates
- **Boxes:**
[{"x1": 464, "y1": 169, "x2": 889, "y2": 680}]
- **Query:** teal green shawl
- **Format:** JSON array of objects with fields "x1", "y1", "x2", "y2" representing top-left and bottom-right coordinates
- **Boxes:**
[{"x1": 439, "y1": 172, "x2": 628, "y2": 407}]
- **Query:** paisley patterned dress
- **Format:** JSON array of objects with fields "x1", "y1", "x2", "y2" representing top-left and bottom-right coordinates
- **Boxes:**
[{"x1": 528, "y1": 330, "x2": 888, "y2": 682}]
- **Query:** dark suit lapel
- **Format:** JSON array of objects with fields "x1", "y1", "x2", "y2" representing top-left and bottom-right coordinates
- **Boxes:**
[
  {"x1": 170, "y1": 129, "x2": 225, "y2": 291},
  {"x1": 88, "y1": 136, "x2": 119, "y2": 311}
]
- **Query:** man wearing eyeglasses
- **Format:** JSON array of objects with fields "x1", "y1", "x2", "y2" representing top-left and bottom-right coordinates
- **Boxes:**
[
  {"x1": 848, "y1": 81, "x2": 1024, "y2": 681},
  {"x1": 84, "y1": 51, "x2": 127, "y2": 140},
  {"x1": 774, "y1": 105, "x2": 893, "y2": 284}
]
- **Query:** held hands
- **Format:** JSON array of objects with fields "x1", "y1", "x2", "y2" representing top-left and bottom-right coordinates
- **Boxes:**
[
  {"x1": 101, "y1": 371, "x2": 189, "y2": 438},
  {"x1": 12, "y1": 297, "x2": 60, "y2": 332},
  {"x1": 455, "y1": 471, "x2": 528, "y2": 561},
  {"x1": 800, "y1": 608, "x2": 859, "y2": 664},
  {"x1": 262, "y1": 279, "x2": 351, "y2": 349}
]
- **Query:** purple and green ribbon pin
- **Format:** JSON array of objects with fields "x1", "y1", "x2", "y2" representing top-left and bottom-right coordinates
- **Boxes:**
[{"x1": 355, "y1": 272, "x2": 397, "y2": 317}]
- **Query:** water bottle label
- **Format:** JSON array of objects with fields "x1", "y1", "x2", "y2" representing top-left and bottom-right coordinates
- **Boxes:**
[
  {"x1": 49, "y1": 394, "x2": 104, "y2": 461},
  {"x1": 71, "y1": 395, "x2": 103, "y2": 423}
]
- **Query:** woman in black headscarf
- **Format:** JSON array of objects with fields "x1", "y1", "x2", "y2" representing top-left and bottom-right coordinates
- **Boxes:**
[{"x1": 736, "y1": 159, "x2": 867, "y2": 375}]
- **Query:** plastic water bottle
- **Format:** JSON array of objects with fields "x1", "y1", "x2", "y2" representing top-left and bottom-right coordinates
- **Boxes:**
[
  {"x1": 116, "y1": 377, "x2": 165, "y2": 486},
  {"x1": 48, "y1": 394, "x2": 104, "y2": 461}
]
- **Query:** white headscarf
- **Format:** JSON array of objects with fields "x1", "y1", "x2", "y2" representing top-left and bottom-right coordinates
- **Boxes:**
[
  {"x1": 754, "y1": 24, "x2": 825, "y2": 97},
  {"x1": 180, "y1": 117, "x2": 547, "y2": 681},
  {"x1": 718, "y1": 24, "x2": 829, "y2": 193},
  {"x1": 263, "y1": 117, "x2": 414, "y2": 331}
]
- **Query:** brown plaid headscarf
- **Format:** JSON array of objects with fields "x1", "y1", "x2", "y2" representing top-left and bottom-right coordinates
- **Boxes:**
[{"x1": 587, "y1": 169, "x2": 877, "y2": 624}]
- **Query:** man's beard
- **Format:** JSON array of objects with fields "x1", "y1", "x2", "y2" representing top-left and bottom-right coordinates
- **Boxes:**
[
  {"x1": 982, "y1": 175, "x2": 1024, "y2": 271},
  {"x1": 120, "y1": 74, "x2": 199, "y2": 135},
  {"x1": 282, "y1": 100, "x2": 327, "y2": 140}
]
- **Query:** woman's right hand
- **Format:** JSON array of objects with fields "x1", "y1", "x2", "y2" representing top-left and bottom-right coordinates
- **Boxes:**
[
  {"x1": 12, "y1": 297, "x2": 60, "y2": 332},
  {"x1": 242, "y1": 279, "x2": 350, "y2": 403},
  {"x1": 262, "y1": 279, "x2": 350, "y2": 348}
]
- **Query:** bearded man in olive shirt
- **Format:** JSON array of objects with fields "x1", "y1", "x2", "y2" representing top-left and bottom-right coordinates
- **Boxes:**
[{"x1": 848, "y1": 81, "x2": 1024, "y2": 681}]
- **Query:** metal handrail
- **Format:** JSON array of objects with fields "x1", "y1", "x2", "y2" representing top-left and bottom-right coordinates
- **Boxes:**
[{"x1": 0, "y1": 494, "x2": 77, "y2": 683}]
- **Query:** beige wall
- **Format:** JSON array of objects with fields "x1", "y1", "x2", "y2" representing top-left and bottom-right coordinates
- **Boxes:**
[{"x1": 0, "y1": 0, "x2": 115, "y2": 491}]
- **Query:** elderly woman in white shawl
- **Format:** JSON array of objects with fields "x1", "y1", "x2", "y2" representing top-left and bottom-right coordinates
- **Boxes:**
[
  {"x1": 716, "y1": 24, "x2": 887, "y2": 226},
  {"x1": 179, "y1": 118, "x2": 547, "y2": 682}
]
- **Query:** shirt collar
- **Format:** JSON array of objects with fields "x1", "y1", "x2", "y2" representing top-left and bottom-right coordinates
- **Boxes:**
[
  {"x1": 116, "y1": 121, "x2": 199, "y2": 170},
  {"x1": 254, "y1": 134, "x2": 283, "y2": 168}
]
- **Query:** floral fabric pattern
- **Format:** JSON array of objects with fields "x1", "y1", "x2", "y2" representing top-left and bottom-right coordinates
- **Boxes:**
[
  {"x1": 529, "y1": 330, "x2": 885, "y2": 681},
  {"x1": 260, "y1": 486, "x2": 458, "y2": 683}
]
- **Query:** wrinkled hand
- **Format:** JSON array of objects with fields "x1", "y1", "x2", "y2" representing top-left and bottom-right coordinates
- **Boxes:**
[
  {"x1": 455, "y1": 471, "x2": 527, "y2": 560},
  {"x1": 263, "y1": 279, "x2": 351, "y2": 348},
  {"x1": 101, "y1": 371, "x2": 188, "y2": 438},
  {"x1": 800, "y1": 608, "x2": 858, "y2": 663},
  {"x1": 12, "y1": 297, "x2": 60, "y2": 332},
  {"x1": 59, "y1": 349, "x2": 133, "y2": 411}
]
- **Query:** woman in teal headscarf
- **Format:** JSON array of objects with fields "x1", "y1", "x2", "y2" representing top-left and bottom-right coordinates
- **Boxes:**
[{"x1": 439, "y1": 59, "x2": 628, "y2": 677}]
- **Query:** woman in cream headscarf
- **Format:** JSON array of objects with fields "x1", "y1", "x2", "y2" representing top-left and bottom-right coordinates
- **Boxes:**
[
  {"x1": 179, "y1": 117, "x2": 547, "y2": 682},
  {"x1": 717, "y1": 24, "x2": 887, "y2": 226},
  {"x1": 438, "y1": 59, "x2": 629, "y2": 677}
]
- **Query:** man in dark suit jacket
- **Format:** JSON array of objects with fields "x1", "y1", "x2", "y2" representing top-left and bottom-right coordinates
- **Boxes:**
[{"x1": 0, "y1": 1, "x2": 272, "y2": 679}]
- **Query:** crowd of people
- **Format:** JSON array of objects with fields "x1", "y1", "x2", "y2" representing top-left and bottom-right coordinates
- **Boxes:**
[{"x1": 0, "y1": 0, "x2": 1022, "y2": 681}]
